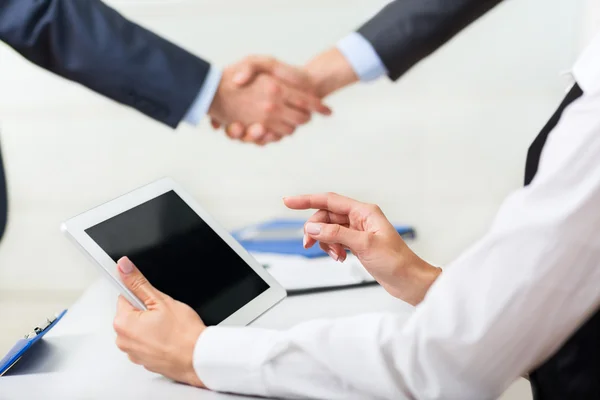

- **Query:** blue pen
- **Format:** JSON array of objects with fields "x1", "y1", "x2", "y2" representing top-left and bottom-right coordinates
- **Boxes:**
[{"x1": 232, "y1": 219, "x2": 416, "y2": 258}]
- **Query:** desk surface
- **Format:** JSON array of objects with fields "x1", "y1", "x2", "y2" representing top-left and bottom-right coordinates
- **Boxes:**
[{"x1": 0, "y1": 279, "x2": 412, "y2": 399}]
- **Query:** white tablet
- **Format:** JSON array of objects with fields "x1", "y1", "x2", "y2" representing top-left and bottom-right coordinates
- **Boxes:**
[{"x1": 61, "y1": 177, "x2": 286, "y2": 327}]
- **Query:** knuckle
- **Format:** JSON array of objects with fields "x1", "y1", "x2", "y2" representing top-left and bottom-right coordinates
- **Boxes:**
[
  {"x1": 328, "y1": 224, "x2": 341, "y2": 238},
  {"x1": 263, "y1": 101, "x2": 276, "y2": 113},
  {"x1": 115, "y1": 337, "x2": 128, "y2": 352},
  {"x1": 128, "y1": 276, "x2": 148, "y2": 293},
  {"x1": 144, "y1": 365, "x2": 157, "y2": 373},
  {"x1": 128, "y1": 355, "x2": 141, "y2": 365},
  {"x1": 366, "y1": 203, "x2": 381, "y2": 214},
  {"x1": 359, "y1": 233, "x2": 374, "y2": 251},
  {"x1": 113, "y1": 317, "x2": 125, "y2": 334}
]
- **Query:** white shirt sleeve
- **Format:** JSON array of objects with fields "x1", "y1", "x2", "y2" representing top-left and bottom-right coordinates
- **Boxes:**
[
  {"x1": 181, "y1": 66, "x2": 222, "y2": 126},
  {"x1": 193, "y1": 88, "x2": 600, "y2": 400},
  {"x1": 336, "y1": 32, "x2": 388, "y2": 82}
]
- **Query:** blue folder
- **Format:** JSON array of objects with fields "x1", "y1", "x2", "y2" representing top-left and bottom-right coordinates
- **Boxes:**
[
  {"x1": 232, "y1": 219, "x2": 416, "y2": 258},
  {"x1": 0, "y1": 309, "x2": 67, "y2": 376}
]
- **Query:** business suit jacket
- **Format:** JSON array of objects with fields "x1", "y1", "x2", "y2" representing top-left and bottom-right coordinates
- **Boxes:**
[
  {"x1": 357, "y1": 0, "x2": 504, "y2": 80},
  {"x1": 0, "y1": 0, "x2": 212, "y2": 241}
]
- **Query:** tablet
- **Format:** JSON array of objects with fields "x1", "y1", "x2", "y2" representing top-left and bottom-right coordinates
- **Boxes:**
[{"x1": 61, "y1": 177, "x2": 286, "y2": 326}]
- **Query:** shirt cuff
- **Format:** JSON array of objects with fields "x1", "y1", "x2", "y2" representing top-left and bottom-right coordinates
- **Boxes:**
[
  {"x1": 336, "y1": 32, "x2": 388, "y2": 82},
  {"x1": 193, "y1": 326, "x2": 279, "y2": 397},
  {"x1": 182, "y1": 67, "x2": 222, "y2": 126}
]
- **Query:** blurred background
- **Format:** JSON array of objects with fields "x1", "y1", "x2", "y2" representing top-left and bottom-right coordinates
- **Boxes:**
[{"x1": 0, "y1": 0, "x2": 594, "y2": 397}]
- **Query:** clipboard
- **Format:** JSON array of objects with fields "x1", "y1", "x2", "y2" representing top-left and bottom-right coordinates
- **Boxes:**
[{"x1": 0, "y1": 309, "x2": 67, "y2": 377}]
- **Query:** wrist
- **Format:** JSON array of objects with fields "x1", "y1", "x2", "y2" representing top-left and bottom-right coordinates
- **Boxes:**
[
  {"x1": 304, "y1": 48, "x2": 358, "y2": 98},
  {"x1": 407, "y1": 259, "x2": 441, "y2": 306},
  {"x1": 182, "y1": 325, "x2": 207, "y2": 388},
  {"x1": 391, "y1": 251, "x2": 441, "y2": 306},
  {"x1": 207, "y1": 82, "x2": 224, "y2": 122}
]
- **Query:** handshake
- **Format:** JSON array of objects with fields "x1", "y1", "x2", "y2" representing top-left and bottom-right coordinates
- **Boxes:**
[{"x1": 208, "y1": 51, "x2": 357, "y2": 145}]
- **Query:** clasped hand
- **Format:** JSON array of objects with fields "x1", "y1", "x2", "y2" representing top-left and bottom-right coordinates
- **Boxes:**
[{"x1": 208, "y1": 56, "x2": 331, "y2": 145}]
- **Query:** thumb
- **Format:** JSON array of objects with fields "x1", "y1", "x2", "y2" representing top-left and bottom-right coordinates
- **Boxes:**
[
  {"x1": 117, "y1": 257, "x2": 159, "y2": 307},
  {"x1": 232, "y1": 66, "x2": 253, "y2": 86},
  {"x1": 304, "y1": 222, "x2": 368, "y2": 252},
  {"x1": 233, "y1": 56, "x2": 277, "y2": 86}
]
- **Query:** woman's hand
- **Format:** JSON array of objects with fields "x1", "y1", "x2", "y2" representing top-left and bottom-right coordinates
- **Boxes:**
[
  {"x1": 113, "y1": 257, "x2": 206, "y2": 388},
  {"x1": 284, "y1": 193, "x2": 441, "y2": 306}
]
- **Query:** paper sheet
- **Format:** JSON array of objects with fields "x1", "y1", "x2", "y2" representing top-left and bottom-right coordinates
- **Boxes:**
[{"x1": 252, "y1": 253, "x2": 375, "y2": 291}]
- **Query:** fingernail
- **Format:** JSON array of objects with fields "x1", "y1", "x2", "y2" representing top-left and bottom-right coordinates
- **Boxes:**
[
  {"x1": 118, "y1": 257, "x2": 134, "y2": 275},
  {"x1": 305, "y1": 223, "x2": 321, "y2": 235},
  {"x1": 328, "y1": 250, "x2": 339, "y2": 261},
  {"x1": 303, "y1": 234, "x2": 308, "y2": 248}
]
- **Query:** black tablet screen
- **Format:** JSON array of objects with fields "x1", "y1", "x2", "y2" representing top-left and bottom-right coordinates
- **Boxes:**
[{"x1": 85, "y1": 190, "x2": 269, "y2": 325}]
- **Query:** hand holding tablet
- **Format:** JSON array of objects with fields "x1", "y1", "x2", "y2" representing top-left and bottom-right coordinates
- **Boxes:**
[
  {"x1": 61, "y1": 177, "x2": 286, "y2": 326},
  {"x1": 112, "y1": 255, "x2": 207, "y2": 388}
]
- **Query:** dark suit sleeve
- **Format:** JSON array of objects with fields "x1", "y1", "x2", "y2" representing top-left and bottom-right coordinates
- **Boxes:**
[
  {"x1": 0, "y1": 0, "x2": 211, "y2": 128},
  {"x1": 357, "y1": 0, "x2": 504, "y2": 81}
]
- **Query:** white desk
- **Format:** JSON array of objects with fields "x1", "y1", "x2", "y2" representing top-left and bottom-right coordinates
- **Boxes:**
[{"x1": 0, "y1": 279, "x2": 413, "y2": 399}]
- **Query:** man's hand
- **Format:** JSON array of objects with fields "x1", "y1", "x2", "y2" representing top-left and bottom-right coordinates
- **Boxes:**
[
  {"x1": 284, "y1": 193, "x2": 440, "y2": 306},
  {"x1": 216, "y1": 50, "x2": 358, "y2": 144},
  {"x1": 303, "y1": 48, "x2": 359, "y2": 98},
  {"x1": 209, "y1": 56, "x2": 332, "y2": 145},
  {"x1": 113, "y1": 257, "x2": 206, "y2": 388}
]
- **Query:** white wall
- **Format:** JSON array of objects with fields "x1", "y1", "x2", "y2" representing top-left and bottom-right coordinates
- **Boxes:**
[
  {"x1": 0, "y1": 0, "x2": 586, "y2": 293},
  {"x1": 581, "y1": 0, "x2": 600, "y2": 46}
]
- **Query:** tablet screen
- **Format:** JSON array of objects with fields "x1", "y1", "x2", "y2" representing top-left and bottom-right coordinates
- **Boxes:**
[{"x1": 85, "y1": 190, "x2": 269, "y2": 325}]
